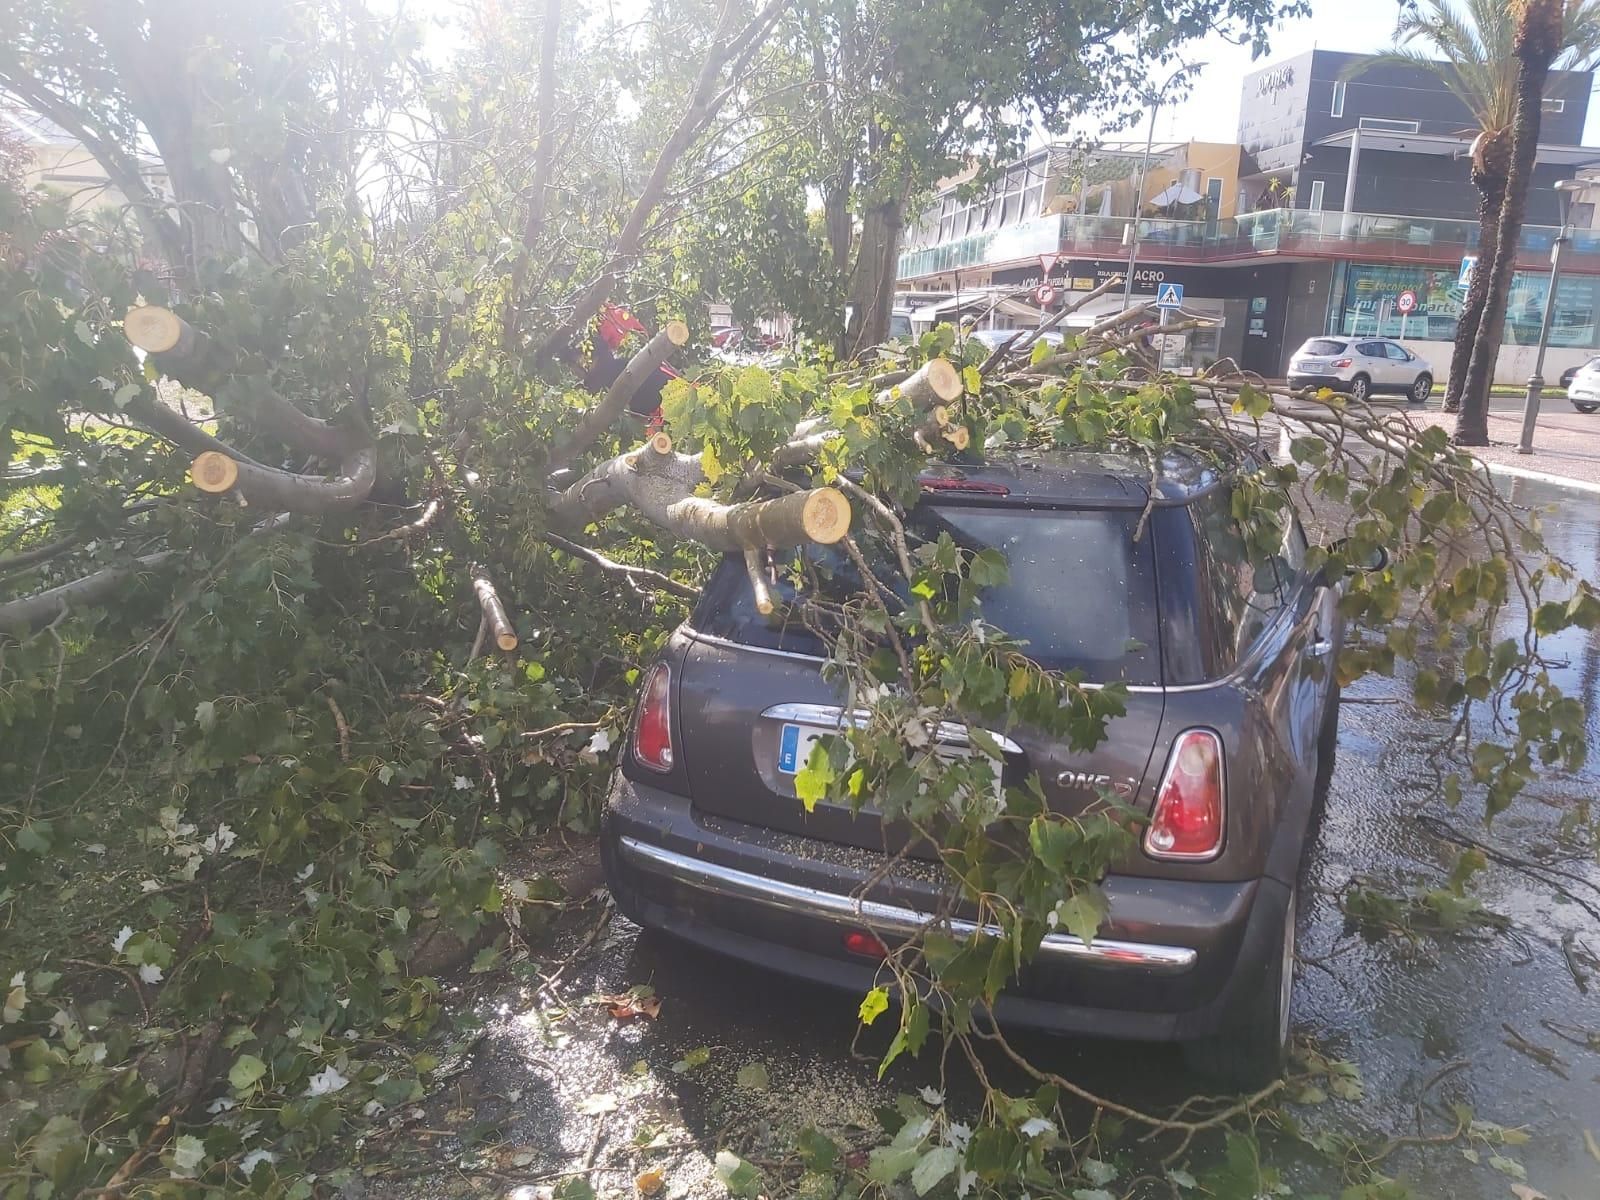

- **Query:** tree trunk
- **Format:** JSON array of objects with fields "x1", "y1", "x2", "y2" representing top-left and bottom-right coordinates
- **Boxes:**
[
  {"x1": 846, "y1": 197, "x2": 904, "y2": 353},
  {"x1": 1444, "y1": 129, "x2": 1511, "y2": 413},
  {"x1": 1456, "y1": 0, "x2": 1563, "y2": 445}
]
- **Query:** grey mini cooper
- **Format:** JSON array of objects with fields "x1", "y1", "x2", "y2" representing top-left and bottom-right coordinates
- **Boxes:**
[{"x1": 602, "y1": 448, "x2": 1343, "y2": 1086}]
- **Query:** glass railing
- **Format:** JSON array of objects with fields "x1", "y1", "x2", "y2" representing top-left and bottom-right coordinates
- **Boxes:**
[{"x1": 897, "y1": 208, "x2": 1600, "y2": 277}]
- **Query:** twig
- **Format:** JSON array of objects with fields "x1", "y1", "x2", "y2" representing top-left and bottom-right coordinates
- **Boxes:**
[
  {"x1": 325, "y1": 694, "x2": 351, "y2": 762},
  {"x1": 1501, "y1": 1022, "x2": 1569, "y2": 1078},
  {"x1": 538, "y1": 530, "x2": 699, "y2": 600}
]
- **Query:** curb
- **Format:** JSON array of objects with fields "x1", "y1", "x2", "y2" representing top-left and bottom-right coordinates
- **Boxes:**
[{"x1": 1472, "y1": 457, "x2": 1600, "y2": 496}]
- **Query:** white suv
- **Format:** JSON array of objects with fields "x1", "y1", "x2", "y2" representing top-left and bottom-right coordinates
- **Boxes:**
[
  {"x1": 1286, "y1": 336, "x2": 1434, "y2": 404},
  {"x1": 1565, "y1": 356, "x2": 1600, "y2": 413}
]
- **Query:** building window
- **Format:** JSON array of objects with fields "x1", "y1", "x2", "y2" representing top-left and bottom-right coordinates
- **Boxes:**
[
  {"x1": 1543, "y1": 97, "x2": 1566, "y2": 113},
  {"x1": 1338, "y1": 262, "x2": 1600, "y2": 348},
  {"x1": 1358, "y1": 117, "x2": 1420, "y2": 133},
  {"x1": 1331, "y1": 80, "x2": 1346, "y2": 118},
  {"x1": 1307, "y1": 180, "x2": 1325, "y2": 212}
]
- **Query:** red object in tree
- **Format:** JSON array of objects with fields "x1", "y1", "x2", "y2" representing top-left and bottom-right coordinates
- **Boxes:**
[{"x1": 597, "y1": 304, "x2": 647, "y2": 351}]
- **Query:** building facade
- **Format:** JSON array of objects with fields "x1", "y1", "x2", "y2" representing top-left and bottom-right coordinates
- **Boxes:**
[{"x1": 895, "y1": 50, "x2": 1600, "y2": 385}]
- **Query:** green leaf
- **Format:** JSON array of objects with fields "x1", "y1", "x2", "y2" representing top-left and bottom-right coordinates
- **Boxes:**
[
  {"x1": 1083, "y1": 1158, "x2": 1117, "y2": 1186},
  {"x1": 794, "y1": 742, "x2": 835, "y2": 812},
  {"x1": 963, "y1": 364, "x2": 982, "y2": 395},
  {"x1": 796, "y1": 1127, "x2": 838, "y2": 1172},
  {"x1": 1167, "y1": 1168, "x2": 1197, "y2": 1190},
  {"x1": 715, "y1": 1150, "x2": 764, "y2": 1197},
  {"x1": 1488, "y1": 1155, "x2": 1526, "y2": 1181},
  {"x1": 170, "y1": 1133, "x2": 206, "y2": 1175},
  {"x1": 229, "y1": 1053, "x2": 268, "y2": 1092},
  {"x1": 672, "y1": 1046, "x2": 711, "y2": 1073},
  {"x1": 858, "y1": 986, "x2": 890, "y2": 1026},
  {"x1": 735, "y1": 1061, "x2": 770, "y2": 1091},
  {"x1": 867, "y1": 1145, "x2": 920, "y2": 1186},
  {"x1": 912, "y1": 1146, "x2": 960, "y2": 1195},
  {"x1": 553, "y1": 1179, "x2": 597, "y2": 1200},
  {"x1": 1055, "y1": 888, "x2": 1108, "y2": 948}
]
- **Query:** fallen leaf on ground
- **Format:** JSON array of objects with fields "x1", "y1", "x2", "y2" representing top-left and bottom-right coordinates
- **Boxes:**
[
  {"x1": 635, "y1": 1168, "x2": 665, "y2": 1195},
  {"x1": 598, "y1": 991, "x2": 661, "y2": 1021},
  {"x1": 1510, "y1": 1185, "x2": 1546, "y2": 1200},
  {"x1": 577, "y1": 1093, "x2": 618, "y2": 1115}
]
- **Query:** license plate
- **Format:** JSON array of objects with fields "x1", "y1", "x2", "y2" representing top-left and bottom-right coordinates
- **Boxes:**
[
  {"x1": 777, "y1": 723, "x2": 828, "y2": 774},
  {"x1": 776, "y1": 722, "x2": 1005, "y2": 801}
]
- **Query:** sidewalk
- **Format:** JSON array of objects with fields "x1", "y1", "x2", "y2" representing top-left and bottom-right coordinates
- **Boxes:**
[{"x1": 1404, "y1": 394, "x2": 1600, "y2": 492}]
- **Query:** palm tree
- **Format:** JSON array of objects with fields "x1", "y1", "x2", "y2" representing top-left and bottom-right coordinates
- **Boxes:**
[
  {"x1": 1360, "y1": 0, "x2": 1600, "y2": 426},
  {"x1": 1457, "y1": 0, "x2": 1589, "y2": 443}
]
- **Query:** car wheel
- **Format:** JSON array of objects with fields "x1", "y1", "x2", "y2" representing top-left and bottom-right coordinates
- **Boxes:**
[
  {"x1": 1574, "y1": 401, "x2": 1600, "y2": 414},
  {"x1": 1181, "y1": 887, "x2": 1296, "y2": 1090},
  {"x1": 1410, "y1": 374, "x2": 1433, "y2": 403},
  {"x1": 1348, "y1": 374, "x2": 1370, "y2": 403}
]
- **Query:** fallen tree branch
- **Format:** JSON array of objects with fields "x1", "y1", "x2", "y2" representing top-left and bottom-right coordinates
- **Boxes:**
[
  {"x1": 125, "y1": 307, "x2": 367, "y2": 458},
  {"x1": 876, "y1": 357, "x2": 963, "y2": 411},
  {"x1": 548, "y1": 433, "x2": 850, "y2": 551},
  {"x1": 471, "y1": 564, "x2": 519, "y2": 653},
  {"x1": 0, "y1": 551, "x2": 176, "y2": 635},
  {"x1": 190, "y1": 447, "x2": 377, "y2": 514},
  {"x1": 538, "y1": 530, "x2": 700, "y2": 600},
  {"x1": 551, "y1": 320, "x2": 689, "y2": 470}
]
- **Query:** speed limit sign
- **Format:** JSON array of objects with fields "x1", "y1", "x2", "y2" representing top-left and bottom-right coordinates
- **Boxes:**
[{"x1": 1396, "y1": 289, "x2": 1418, "y2": 315}]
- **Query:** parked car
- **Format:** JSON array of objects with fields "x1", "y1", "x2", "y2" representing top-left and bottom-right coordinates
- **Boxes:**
[
  {"x1": 888, "y1": 309, "x2": 915, "y2": 340},
  {"x1": 967, "y1": 328, "x2": 1065, "y2": 357},
  {"x1": 1565, "y1": 356, "x2": 1600, "y2": 413},
  {"x1": 602, "y1": 448, "x2": 1352, "y2": 1087},
  {"x1": 1286, "y1": 336, "x2": 1433, "y2": 404}
]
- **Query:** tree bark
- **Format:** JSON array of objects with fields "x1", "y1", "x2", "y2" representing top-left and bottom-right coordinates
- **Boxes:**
[
  {"x1": 550, "y1": 321, "x2": 689, "y2": 470},
  {"x1": 549, "y1": 435, "x2": 851, "y2": 552},
  {"x1": 1456, "y1": 0, "x2": 1562, "y2": 445},
  {"x1": 472, "y1": 565, "x2": 519, "y2": 653},
  {"x1": 190, "y1": 448, "x2": 378, "y2": 513},
  {"x1": 1444, "y1": 129, "x2": 1511, "y2": 413},
  {"x1": 0, "y1": 552, "x2": 176, "y2": 635},
  {"x1": 876, "y1": 358, "x2": 963, "y2": 411},
  {"x1": 124, "y1": 307, "x2": 369, "y2": 459},
  {"x1": 502, "y1": 0, "x2": 563, "y2": 351}
]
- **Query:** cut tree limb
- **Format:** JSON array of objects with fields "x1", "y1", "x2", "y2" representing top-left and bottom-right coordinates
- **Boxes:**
[
  {"x1": 125, "y1": 307, "x2": 368, "y2": 458},
  {"x1": 190, "y1": 447, "x2": 377, "y2": 513},
  {"x1": 549, "y1": 437, "x2": 851, "y2": 552},
  {"x1": 876, "y1": 357, "x2": 962, "y2": 411},
  {"x1": 123, "y1": 394, "x2": 266, "y2": 468},
  {"x1": 744, "y1": 548, "x2": 775, "y2": 615},
  {"x1": 0, "y1": 552, "x2": 176, "y2": 635},
  {"x1": 472, "y1": 565, "x2": 519, "y2": 653},
  {"x1": 551, "y1": 321, "x2": 689, "y2": 470}
]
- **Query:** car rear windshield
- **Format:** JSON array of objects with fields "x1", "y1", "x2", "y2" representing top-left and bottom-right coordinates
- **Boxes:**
[
  {"x1": 693, "y1": 505, "x2": 1162, "y2": 684},
  {"x1": 1302, "y1": 339, "x2": 1347, "y2": 356}
]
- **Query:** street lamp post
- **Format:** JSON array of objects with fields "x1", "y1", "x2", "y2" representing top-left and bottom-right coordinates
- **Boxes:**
[
  {"x1": 1517, "y1": 179, "x2": 1585, "y2": 454},
  {"x1": 1122, "y1": 68, "x2": 1190, "y2": 311}
]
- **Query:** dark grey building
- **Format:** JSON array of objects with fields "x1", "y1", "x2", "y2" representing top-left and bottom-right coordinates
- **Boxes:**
[{"x1": 1238, "y1": 49, "x2": 1594, "y2": 224}]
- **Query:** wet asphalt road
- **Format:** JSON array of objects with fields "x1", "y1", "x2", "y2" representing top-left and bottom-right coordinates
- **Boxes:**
[{"x1": 377, "y1": 472, "x2": 1600, "y2": 1200}]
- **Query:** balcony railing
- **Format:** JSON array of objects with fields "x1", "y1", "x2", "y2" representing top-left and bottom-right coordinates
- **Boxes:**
[{"x1": 897, "y1": 209, "x2": 1600, "y2": 278}]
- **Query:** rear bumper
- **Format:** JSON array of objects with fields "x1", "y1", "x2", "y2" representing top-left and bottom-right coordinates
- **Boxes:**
[
  {"x1": 601, "y1": 773, "x2": 1289, "y2": 1042},
  {"x1": 1287, "y1": 374, "x2": 1349, "y2": 392}
]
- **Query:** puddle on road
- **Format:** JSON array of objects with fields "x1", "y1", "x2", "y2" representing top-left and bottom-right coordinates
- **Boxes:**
[{"x1": 381, "y1": 474, "x2": 1600, "y2": 1200}]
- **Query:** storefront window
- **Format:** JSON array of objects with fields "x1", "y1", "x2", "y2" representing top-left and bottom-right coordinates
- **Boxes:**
[{"x1": 1338, "y1": 263, "x2": 1600, "y2": 348}]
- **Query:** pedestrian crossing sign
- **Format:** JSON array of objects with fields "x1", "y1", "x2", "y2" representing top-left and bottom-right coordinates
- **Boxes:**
[{"x1": 1155, "y1": 282, "x2": 1184, "y2": 309}]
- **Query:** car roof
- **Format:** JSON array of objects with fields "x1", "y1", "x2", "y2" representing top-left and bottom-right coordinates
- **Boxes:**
[{"x1": 915, "y1": 446, "x2": 1231, "y2": 510}]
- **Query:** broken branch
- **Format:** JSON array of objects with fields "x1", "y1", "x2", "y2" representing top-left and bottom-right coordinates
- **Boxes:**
[
  {"x1": 190, "y1": 448, "x2": 377, "y2": 514},
  {"x1": 552, "y1": 320, "x2": 689, "y2": 470},
  {"x1": 471, "y1": 565, "x2": 519, "y2": 653}
]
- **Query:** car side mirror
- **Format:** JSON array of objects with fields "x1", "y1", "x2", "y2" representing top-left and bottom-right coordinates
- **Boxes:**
[{"x1": 1329, "y1": 538, "x2": 1389, "y2": 572}]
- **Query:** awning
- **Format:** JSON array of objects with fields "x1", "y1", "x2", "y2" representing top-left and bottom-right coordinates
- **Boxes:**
[{"x1": 1314, "y1": 128, "x2": 1600, "y2": 166}]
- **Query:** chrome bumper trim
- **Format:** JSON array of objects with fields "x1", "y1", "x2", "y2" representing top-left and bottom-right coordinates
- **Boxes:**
[{"x1": 617, "y1": 836, "x2": 1197, "y2": 973}]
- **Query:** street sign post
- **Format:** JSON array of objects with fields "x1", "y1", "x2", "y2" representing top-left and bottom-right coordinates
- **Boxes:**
[
  {"x1": 1396, "y1": 289, "x2": 1417, "y2": 339},
  {"x1": 1155, "y1": 282, "x2": 1184, "y2": 309},
  {"x1": 1035, "y1": 284, "x2": 1057, "y2": 308},
  {"x1": 1039, "y1": 253, "x2": 1059, "y2": 278}
]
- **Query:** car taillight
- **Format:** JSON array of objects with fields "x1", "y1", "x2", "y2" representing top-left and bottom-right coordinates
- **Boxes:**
[
  {"x1": 633, "y1": 663, "x2": 673, "y2": 772},
  {"x1": 1144, "y1": 729, "x2": 1225, "y2": 860},
  {"x1": 1334, "y1": 358, "x2": 1352, "y2": 368}
]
